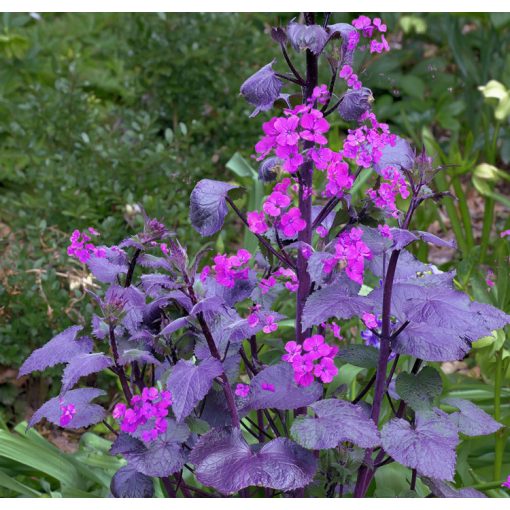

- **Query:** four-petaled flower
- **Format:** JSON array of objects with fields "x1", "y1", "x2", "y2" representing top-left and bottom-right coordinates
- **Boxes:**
[{"x1": 280, "y1": 207, "x2": 306, "y2": 237}]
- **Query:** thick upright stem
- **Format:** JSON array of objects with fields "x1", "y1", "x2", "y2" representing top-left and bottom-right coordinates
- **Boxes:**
[
  {"x1": 109, "y1": 323, "x2": 133, "y2": 401},
  {"x1": 296, "y1": 12, "x2": 318, "y2": 344},
  {"x1": 354, "y1": 200, "x2": 417, "y2": 498}
]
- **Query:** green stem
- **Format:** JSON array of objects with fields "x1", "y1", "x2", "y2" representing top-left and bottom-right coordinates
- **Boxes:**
[
  {"x1": 434, "y1": 172, "x2": 468, "y2": 253},
  {"x1": 480, "y1": 197, "x2": 494, "y2": 264},
  {"x1": 471, "y1": 480, "x2": 506, "y2": 491},
  {"x1": 451, "y1": 177, "x2": 474, "y2": 249}
]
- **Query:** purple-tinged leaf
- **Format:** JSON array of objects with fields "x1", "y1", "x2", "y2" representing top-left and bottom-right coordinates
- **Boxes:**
[
  {"x1": 116, "y1": 421, "x2": 190, "y2": 477},
  {"x1": 395, "y1": 367, "x2": 443, "y2": 411},
  {"x1": 29, "y1": 388, "x2": 105, "y2": 429},
  {"x1": 423, "y1": 478, "x2": 487, "y2": 498},
  {"x1": 19, "y1": 326, "x2": 92, "y2": 377},
  {"x1": 137, "y1": 254, "x2": 173, "y2": 271},
  {"x1": 190, "y1": 179, "x2": 238, "y2": 237},
  {"x1": 200, "y1": 389, "x2": 233, "y2": 427},
  {"x1": 392, "y1": 321, "x2": 471, "y2": 362},
  {"x1": 159, "y1": 317, "x2": 190, "y2": 337},
  {"x1": 415, "y1": 231, "x2": 456, "y2": 249},
  {"x1": 61, "y1": 353, "x2": 113, "y2": 394},
  {"x1": 338, "y1": 87, "x2": 373, "y2": 122},
  {"x1": 190, "y1": 427, "x2": 317, "y2": 494},
  {"x1": 287, "y1": 22, "x2": 328, "y2": 55},
  {"x1": 302, "y1": 277, "x2": 372, "y2": 330},
  {"x1": 443, "y1": 398, "x2": 502, "y2": 436},
  {"x1": 291, "y1": 399, "x2": 380, "y2": 450},
  {"x1": 327, "y1": 23, "x2": 357, "y2": 64},
  {"x1": 165, "y1": 290, "x2": 193, "y2": 312},
  {"x1": 469, "y1": 302, "x2": 510, "y2": 337},
  {"x1": 140, "y1": 274, "x2": 176, "y2": 298},
  {"x1": 307, "y1": 250, "x2": 336, "y2": 286},
  {"x1": 110, "y1": 464, "x2": 154, "y2": 498},
  {"x1": 381, "y1": 410, "x2": 459, "y2": 480},
  {"x1": 87, "y1": 256, "x2": 128, "y2": 283},
  {"x1": 190, "y1": 296, "x2": 226, "y2": 316},
  {"x1": 373, "y1": 136, "x2": 415, "y2": 176},
  {"x1": 118, "y1": 348, "x2": 160, "y2": 366},
  {"x1": 91, "y1": 314, "x2": 109, "y2": 340},
  {"x1": 240, "y1": 61, "x2": 283, "y2": 117},
  {"x1": 369, "y1": 248, "x2": 432, "y2": 281},
  {"x1": 390, "y1": 229, "x2": 419, "y2": 250},
  {"x1": 245, "y1": 363, "x2": 322, "y2": 411},
  {"x1": 167, "y1": 358, "x2": 223, "y2": 422},
  {"x1": 110, "y1": 432, "x2": 142, "y2": 455}
]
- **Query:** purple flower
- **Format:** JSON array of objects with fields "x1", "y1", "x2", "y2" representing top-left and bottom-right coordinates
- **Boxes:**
[
  {"x1": 274, "y1": 116, "x2": 300, "y2": 146},
  {"x1": 313, "y1": 357, "x2": 338, "y2": 383},
  {"x1": 282, "y1": 341, "x2": 302, "y2": 363},
  {"x1": 303, "y1": 334, "x2": 330, "y2": 360},
  {"x1": 247, "y1": 210, "x2": 269, "y2": 235},
  {"x1": 300, "y1": 110, "x2": 330, "y2": 145},
  {"x1": 263, "y1": 191, "x2": 291, "y2": 217},
  {"x1": 502, "y1": 475, "x2": 510, "y2": 489},
  {"x1": 279, "y1": 207, "x2": 306, "y2": 238}
]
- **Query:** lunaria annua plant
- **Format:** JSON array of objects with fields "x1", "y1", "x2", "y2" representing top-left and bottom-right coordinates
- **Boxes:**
[{"x1": 21, "y1": 12, "x2": 510, "y2": 498}]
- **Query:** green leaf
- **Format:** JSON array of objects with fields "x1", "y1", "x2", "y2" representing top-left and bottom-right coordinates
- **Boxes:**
[
  {"x1": 0, "y1": 468, "x2": 42, "y2": 497},
  {"x1": 0, "y1": 429, "x2": 81, "y2": 487},
  {"x1": 226, "y1": 152, "x2": 257, "y2": 180},
  {"x1": 337, "y1": 344, "x2": 380, "y2": 369},
  {"x1": 395, "y1": 366, "x2": 443, "y2": 411}
]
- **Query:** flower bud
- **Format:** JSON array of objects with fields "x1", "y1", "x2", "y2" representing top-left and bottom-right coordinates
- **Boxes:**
[
  {"x1": 338, "y1": 87, "x2": 373, "y2": 121},
  {"x1": 240, "y1": 61, "x2": 283, "y2": 117},
  {"x1": 258, "y1": 156, "x2": 282, "y2": 182}
]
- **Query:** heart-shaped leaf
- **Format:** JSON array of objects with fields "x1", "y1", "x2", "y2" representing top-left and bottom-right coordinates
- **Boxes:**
[
  {"x1": 190, "y1": 179, "x2": 238, "y2": 237},
  {"x1": 190, "y1": 427, "x2": 317, "y2": 494},
  {"x1": 291, "y1": 399, "x2": 380, "y2": 450},
  {"x1": 381, "y1": 410, "x2": 459, "y2": 481}
]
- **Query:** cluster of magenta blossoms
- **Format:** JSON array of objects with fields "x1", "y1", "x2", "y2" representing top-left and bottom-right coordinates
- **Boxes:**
[
  {"x1": 67, "y1": 228, "x2": 106, "y2": 263},
  {"x1": 113, "y1": 387, "x2": 172, "y2": 442},
  {"x1": 200, "y1": 249, "x2": 251, "y2": 288},
  {"x1": 282, "y1": 335, "x2": 339, "y2": 386}
]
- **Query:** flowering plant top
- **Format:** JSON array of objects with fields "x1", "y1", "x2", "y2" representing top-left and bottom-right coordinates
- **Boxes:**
[{"x1": 21, "y1": 13, "x2": 510, "y2": 498}]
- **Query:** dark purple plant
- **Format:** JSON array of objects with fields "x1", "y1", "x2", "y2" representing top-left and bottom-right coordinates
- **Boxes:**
[{"x1": 21, "y1": 13, "x2": 510, "y2": 498}]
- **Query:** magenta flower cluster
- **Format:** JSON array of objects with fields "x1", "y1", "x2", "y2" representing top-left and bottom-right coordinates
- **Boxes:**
[
  {"x1": 247, "y1": 306, "x2": 279, "y2": 334},
  {"x1": 352, "y1": 15, "x2": 389, "y2": 54},
  {"x1": 201, "y1": 249, "x2": 251, "y2": 288},
  {"x1": 323, "y1": 227, "x2": 372, "y2": 285},
  {"x1": 282, "y1": 335, "x2": 339, "y2": 387},
  {"x1": 67, "y1": 228, "x2": 106, "y2": 263},
  {"x1": 113, "y1": 387, "x2": 172, "y2": 442}
]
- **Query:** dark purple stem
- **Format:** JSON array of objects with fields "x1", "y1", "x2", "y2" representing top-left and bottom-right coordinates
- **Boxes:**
[
  {"x1": 354, "y1": 199, "x2": 418, "y2": 497},
  {"x1": 108, "y1": 323, "x2": 133, "y2": 401},
  {"x1": 296, "y1": 12, "x2": 318, "y2": 344}
]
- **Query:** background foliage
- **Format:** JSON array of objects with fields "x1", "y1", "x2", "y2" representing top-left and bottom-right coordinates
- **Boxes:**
[{"x1": 0, "y1": 11, "x2": 509, "y2": 497}]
